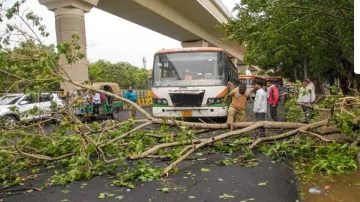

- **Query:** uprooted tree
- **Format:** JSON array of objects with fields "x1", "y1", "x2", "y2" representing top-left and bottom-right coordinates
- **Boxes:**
[{"x1": 0, "y1": 0, "x2": 359, "y2": 193}]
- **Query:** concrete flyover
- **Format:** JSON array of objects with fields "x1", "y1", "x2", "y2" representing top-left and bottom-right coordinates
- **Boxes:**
[{"x1": 39, "y1": 0, "x2": 250, "y2": 90}]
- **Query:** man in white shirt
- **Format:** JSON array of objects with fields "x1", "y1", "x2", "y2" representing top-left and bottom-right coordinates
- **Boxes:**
[
  {"x1": 306, "y1": 79, "x2": 316, "y2": 102},
  {"x1": 298, "y1": 80, "x2": 315, "y2": 123},
  {"x1": 253, "y1": 82, "x2": 267, "y2": 137},
  {"x1": 91, "y1": 90, "x2": 101, "y2": 116}
]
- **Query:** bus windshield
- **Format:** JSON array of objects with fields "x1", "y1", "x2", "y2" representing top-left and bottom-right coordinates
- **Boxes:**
[{"x1": 153, "y1": 51, "x2": 225, "y2": 87}]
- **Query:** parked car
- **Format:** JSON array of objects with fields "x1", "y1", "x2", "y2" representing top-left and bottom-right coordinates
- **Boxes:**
[{"x1": 0, "y1": 93, "x2": 64, "y2": 129}]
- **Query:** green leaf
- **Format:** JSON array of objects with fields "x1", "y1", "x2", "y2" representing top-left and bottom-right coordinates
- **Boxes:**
[
  {"x1": 201, "y1": 168, "x2": 210, "y2": 172},
  {"x1": 98, "y1": 192, "x2": 106, "y2": 199},
  {"x1": 258, "y1": 181, "x2": 268, "y2": 186},
  {"x1": 115, "y1": 195, "x2": 125, "y2": 200},
  {"x1": 61, "y1": 190, "x2": 71, "y2": 194},
  {"x1": 219, "y1": 194, "x2": 235, "y2": 199},
  {"x1": 157, "y1": 188, "x2": 170, "y2": 193}
]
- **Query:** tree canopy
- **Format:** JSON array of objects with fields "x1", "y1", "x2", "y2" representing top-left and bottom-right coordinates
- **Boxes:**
[
  {"x1": 221, "y1": 0, "x2": 357, "y2": 94},
  {"x1": 88, "y1": 60, "x2": 150, "y2": 89},
  {"x1": 0, "y1": 41, "x2": 60, "y2": 93}
]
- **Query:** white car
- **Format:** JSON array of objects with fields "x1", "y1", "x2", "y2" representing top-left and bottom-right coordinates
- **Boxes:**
[{"x1": 0, "y1": 93, "x2": 64, "y2": 129}]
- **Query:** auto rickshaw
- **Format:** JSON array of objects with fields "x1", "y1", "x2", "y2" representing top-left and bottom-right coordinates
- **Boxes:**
[{"x1": 72, "y1": 82, "x2": 123, "y2": 120}]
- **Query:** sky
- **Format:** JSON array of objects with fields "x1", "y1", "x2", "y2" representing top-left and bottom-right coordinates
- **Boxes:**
[{"x1": 18, "y1": 0, "x2": 239, "y2": 69}]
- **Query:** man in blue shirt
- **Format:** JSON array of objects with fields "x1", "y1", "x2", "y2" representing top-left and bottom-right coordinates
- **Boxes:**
[{"x1": 125, "y1": 86, "x2": 137, "y2": 119}]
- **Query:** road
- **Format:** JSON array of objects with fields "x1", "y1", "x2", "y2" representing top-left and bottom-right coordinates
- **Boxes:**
[{"x1": 2, "y1": 105, "x2": 300, "y2": 202}]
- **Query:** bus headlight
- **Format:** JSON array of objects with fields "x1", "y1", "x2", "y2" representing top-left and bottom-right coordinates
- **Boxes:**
[
  {"x1": 153, "y1": 98, "x2": 168, "y2": 105},
  {"x1": 207, "y1": 98, "x2": 224, "y2": 105}
]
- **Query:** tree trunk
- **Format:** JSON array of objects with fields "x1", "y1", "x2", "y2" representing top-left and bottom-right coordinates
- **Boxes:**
[
  {"x1": 303, "y1": 58, "x2": 308, "y2": 79},
  {"x1": 339, "y1": 57, "x2": 360, "y2": 95}
]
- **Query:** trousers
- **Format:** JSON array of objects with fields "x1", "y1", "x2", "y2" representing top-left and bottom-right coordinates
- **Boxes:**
[
  {"x1": 255, "y1": 112, "x2": 266, "y2": 137},
  {"x1": 129, "y1": 105, "x2": 137, "y2": 120},
  {"x1": 227, "y1": 107, "x2": 246, "y2": 124},
  {"x1": 269, "y1": 104, "x2": 278, "y2": 121}
]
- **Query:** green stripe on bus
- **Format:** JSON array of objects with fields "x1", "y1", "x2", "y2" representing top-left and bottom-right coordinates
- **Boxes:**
[{"x1": 152, "y1": 104, "x2": 169, "y2": 107}]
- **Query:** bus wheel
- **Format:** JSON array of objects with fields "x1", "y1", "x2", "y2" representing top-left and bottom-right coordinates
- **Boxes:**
[{"x1": 112, "y1": 108, "x2": 120, "y2": 119}]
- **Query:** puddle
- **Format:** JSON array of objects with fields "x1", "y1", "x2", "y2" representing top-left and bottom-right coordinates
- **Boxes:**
[{"x1": 302, "y1": 170, "x2": 360, "y2": 202}]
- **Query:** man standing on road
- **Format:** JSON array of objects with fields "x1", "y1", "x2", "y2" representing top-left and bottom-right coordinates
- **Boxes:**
[
  {"x1": 306, "y1": 79, "x2": 316, "y2": 100},
  {"x1": 253, "y1": 82, "x2": 267, "y2": 137},
  {"x1": 266, "y1": 80, "x2": 279, "y2": 121},
  {"x1": 91, "y1": 90, "x2": 101, "y2": 116},
  {"x1": 222, "y1": 83, "x2": 252, "y2": 131},
  {"x1": 298, "y1": 80, "x2": 316, "y2": 123},
  {"x1": 125, "y1": 86, "x2": 137, "y2": 120}
]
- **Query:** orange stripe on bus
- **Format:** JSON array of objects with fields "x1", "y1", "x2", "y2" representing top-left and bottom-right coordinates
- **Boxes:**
[
  {"x1": 152, "y1": 91, "x2": 159, "y2": 99},
  {"x1": 216, "y1": 88, "x2": 228, "y2": 98}
]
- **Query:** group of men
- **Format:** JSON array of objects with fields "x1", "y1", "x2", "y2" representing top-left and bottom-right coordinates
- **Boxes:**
[
  {"x1": 222, "y1": 80, "x2": 280, "y2": 136},
  {"x1": 223, "y1": 78, "x2": 316, "y2": 136}
]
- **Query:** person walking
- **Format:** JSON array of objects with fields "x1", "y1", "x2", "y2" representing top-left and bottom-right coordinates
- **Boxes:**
[
  {"x1": 125, "y1": 86, "x2": 137, "y2": 120},
  {"x1": 91, "y1": 90, "x2": 101, "y2": 116},
  {"x1": 222, "y1": 83, "x2": 252, "y2": 131},
  {"x1": 298, "y1": 80, "x2": 316, "y2": 123},
  {"x1": 266, "y1": 80, "x2": 279, "y2": 121},
  {"x1": 253, "y1": 82, "x2": 267, "y2": 137}
]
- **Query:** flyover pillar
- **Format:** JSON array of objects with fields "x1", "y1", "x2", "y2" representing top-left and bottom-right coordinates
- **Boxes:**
[{"x1": 39, "y1": 0, "x2": 99, "y2": 91}]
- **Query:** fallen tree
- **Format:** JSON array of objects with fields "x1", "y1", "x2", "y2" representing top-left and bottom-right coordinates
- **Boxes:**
[
  {"x1": 0, "y1": 1, "x2": 358, "y2": 192},
  {"x1": 1, "y1": 80, "x2": 359, "y2": 189}
]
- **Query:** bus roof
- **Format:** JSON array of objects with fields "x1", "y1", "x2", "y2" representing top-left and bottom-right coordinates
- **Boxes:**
[{"x1": 156, "y1": 47, "x2": 224, "y2": 54}]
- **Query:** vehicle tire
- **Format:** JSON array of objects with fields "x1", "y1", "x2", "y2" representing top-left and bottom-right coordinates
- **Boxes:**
[
  {"x1": 2, "y1": 116, "x2": 18, "y2": 130},
  {"x1": 112, "y1": 108, "x2": 120, "y2": 119},
  {"x1": 52, "y1": 113, "x2": 63, "y2": 124}
]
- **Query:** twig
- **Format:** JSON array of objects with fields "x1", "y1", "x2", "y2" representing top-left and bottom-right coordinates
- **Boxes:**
[
  {"x1": 162, "y1": 122, "x2": 265, "y2": 176},
  {"x1": 249, "y1": 120, "x2": 329, "y2": 149},
  {"x1": 100, "y1": 121, "x2": 152, "y2": 147},
  {"x1": 129, "y1": 139, "x2": 205, "y2": 159},
  {"x1": 14, "y1": 144, "x2": 75, "y2": 161},
  {"x1": 299, "y1": 129, "x2": 334, "y2": 143}
]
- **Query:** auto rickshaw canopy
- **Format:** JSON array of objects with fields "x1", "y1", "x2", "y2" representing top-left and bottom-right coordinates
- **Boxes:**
[{"x1": 74, "y1": 82, "x2": 121, "y2": 94}]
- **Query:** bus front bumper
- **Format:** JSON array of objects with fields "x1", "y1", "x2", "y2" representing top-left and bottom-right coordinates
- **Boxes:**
[{"x1": 152, "y1": 107, "x2": 228, "y2": 118}]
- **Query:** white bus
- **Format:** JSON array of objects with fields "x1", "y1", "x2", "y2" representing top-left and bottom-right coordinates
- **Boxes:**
[{"x1": 151, "y1": 47, "x2": 239, "y2": 118}]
